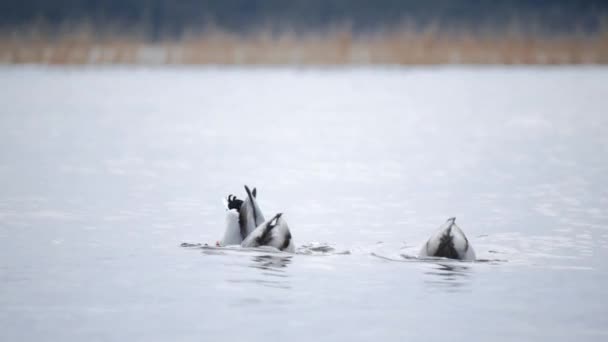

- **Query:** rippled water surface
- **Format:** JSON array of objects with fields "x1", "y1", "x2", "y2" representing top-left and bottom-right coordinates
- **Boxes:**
[{"x1": 1, "y1": 66, "x2": 607, "y2": 341}]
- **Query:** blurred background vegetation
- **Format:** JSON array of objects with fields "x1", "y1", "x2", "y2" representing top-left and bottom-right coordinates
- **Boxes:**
[{"x1": 2, "y1": 0, "x2": 607, "y2": 64}]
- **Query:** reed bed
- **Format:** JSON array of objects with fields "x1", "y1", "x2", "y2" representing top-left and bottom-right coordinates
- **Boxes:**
[{"x1": 2, "y1": 27, "x2": 607, "y2": 65}]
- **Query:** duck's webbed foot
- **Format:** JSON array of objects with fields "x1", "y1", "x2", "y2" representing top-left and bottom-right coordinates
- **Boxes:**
[{"x1": 226, "y1": 194, "x2": 244, "y2": 211}]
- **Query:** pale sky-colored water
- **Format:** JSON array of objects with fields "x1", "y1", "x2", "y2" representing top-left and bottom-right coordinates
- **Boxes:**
[{"x1": 1, "y1": 66, "x2": 607, "y2": 341}]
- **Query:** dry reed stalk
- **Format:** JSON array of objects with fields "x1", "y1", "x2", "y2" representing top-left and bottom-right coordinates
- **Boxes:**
[{"x1": 1, "y1": 27, "x2": 607, "y2": 65}]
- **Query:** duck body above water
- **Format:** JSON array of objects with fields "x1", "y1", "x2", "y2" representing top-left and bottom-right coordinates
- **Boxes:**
[
  {"x1": 241, "y1": 213, "x2": 295, "y2": 253},
  {"x1": 219, "y1": 185, "x2": 295, "y2": 253},
  {"x1": 419, "y1": 217, "x2": 476, "y2": 261}
]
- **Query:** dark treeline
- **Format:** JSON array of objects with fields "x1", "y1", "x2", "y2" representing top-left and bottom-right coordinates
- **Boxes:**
[{"x1": 1, "y1": 0, "x2": 608, "y2": 39}]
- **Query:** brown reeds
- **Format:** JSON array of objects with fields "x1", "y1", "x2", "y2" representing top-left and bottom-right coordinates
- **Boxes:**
[{"x1": 1, "y1": 24, "x2": 607, "y2": 65}]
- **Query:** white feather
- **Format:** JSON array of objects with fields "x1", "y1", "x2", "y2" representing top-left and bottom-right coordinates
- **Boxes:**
[{"x1": 220, "y1": 209, "x2": 242, "y2": 246}]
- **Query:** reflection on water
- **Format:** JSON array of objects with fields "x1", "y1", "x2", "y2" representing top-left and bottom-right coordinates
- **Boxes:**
[
  {"x1": 424, "y1": 262, "x2": 472, "y2": 292},
  {"x1": 2, "y1": 67, "x2": 608, "y2": 341},
  {"x1": 249, "y1": 254, "x2": 292, "y2": 272},
  {"x1": 225, "y1": 255, "x2": 292, "y2": 290},
  {"x1": 372, "y1": 251, "x2": 474, "y2": 291},
  {"x1": 191, "y1": 246, "x2": 294, "y2": 289},
  {"x1": 226, "y1": 277, "x2": 291, "y2": 290}
]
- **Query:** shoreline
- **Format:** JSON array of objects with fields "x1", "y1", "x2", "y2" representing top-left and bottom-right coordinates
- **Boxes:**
[{"x1": 3, "y1": 32, "x2": 607, "y2": 65}]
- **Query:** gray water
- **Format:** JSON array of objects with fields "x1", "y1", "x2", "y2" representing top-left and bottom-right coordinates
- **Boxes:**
[{"x1": 1, "y1": 66, "x2": 607, "y2": 341}]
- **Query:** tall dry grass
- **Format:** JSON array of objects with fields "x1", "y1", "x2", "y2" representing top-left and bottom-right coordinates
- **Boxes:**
[{"x1": 1, "y1": 25, "x2": 607, "y2": 65}]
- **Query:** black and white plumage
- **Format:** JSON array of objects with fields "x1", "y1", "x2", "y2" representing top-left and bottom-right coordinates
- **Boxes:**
[
  {"x1": 241, "y1": 213, "x2": 295, "y2": 253},
  {"x1": 239, "y1": 185, "x2": 266, "y2": 239},
  {"x1": 219, "y1": 185, "x2": 294, "y2": 252},
  {"x1": 220, "y1": 197, "x2": 243, "y2": 246},
  {"x1": 220, "y1": 185, "x2": 266, "y2": 246},
  {"x1": 419, "y1": 217, "x2": 476, "y2": 261}
]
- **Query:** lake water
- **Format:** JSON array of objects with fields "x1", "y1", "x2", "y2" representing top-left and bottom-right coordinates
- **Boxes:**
[{"x1": 1, "y1": 66, "x2": 607, "y2": 341}]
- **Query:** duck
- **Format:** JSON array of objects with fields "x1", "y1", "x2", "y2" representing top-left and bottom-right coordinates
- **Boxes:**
[
  {"x1": 219, "y1": 185, "x2": 265, "y2": 246},
  {"x1": 241, "y1": 213, "x2": 295, "y2": 253},
  {"x1": 219, "y1": 198, "x2": 243, "y2": 246},
  {"x1": 218, "y1": 185, "x2": 294, "y2": 252},
  {"x1": 419, "y1": 217, "x2": 476, "y2": 261}
]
